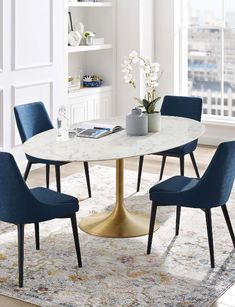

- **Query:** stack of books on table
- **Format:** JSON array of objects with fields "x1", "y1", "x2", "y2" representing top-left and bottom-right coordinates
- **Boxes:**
[{"x1": 68, "y1": 84, "x2": 81, "y2": 94}]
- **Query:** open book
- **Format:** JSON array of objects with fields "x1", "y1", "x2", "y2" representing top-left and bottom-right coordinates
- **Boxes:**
[{"x1": 72, "y1": 122, "x2": 123, "y2": 139}]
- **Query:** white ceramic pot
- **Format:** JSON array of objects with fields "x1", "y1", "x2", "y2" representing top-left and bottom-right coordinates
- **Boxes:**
[
  {"x1": 148, "y1": 112, "x2": 161, "y2": 132},
  {"x1": 86, "y1": 36, "x2": 94, "y2": 46}
]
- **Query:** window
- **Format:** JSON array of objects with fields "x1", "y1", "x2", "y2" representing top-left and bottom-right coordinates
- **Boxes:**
[{"x1": 180, "y1": 0, "x2": 235, "y2": 120}]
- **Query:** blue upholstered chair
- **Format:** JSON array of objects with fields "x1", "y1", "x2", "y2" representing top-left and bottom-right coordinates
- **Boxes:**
[
  {"x1": 14, "y1": 102, "x2": 91, "y2": 197},
  {"x1": 147, "y1": 141, "x2": 235, "y2": 268},
  {"x1": 137, "y1": 95, "x2": 202, "y2": 192},
  {"x1": 0, "y1": 152, "x2": 82, "y2": 287}
]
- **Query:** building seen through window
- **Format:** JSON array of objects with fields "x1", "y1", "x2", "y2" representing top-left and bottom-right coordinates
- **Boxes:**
[{"x1": 183, "y1": 0, "x2": 235, "y2": 119}]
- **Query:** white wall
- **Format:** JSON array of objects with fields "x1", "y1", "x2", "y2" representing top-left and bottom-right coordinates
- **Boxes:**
[
  {"x1": 155, "y1": 0, "x2": 176, "y2": 97},
  {"x1": 0, "y1": 0, "x2": 66, "y2": 164},
  {"x1": 116, "y1": 0, "x2": 140, "y2": 116},
  {"x1": 116, "y1": 0, "x2": 155, "y2": 116}
]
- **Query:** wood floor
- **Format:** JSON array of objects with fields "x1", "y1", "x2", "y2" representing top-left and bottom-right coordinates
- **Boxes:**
[{"x1": 1, "y1": 145, "x2": 235, "y2": 307}]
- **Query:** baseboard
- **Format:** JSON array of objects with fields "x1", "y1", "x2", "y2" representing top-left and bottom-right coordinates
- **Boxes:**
[
  {"x1": 198, "y1": 136, "x2": 223, "y2": 146},
  {"x1": 199, "y1": 120, "x2": 235, "y2": 146}
]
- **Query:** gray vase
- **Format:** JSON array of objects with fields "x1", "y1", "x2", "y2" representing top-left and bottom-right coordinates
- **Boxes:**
[{"x1": 126, "y1": 108, "x2": 148, "y2": 136}]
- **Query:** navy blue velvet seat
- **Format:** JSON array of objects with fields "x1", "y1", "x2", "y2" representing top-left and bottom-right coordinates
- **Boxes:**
[
  {"x1": 14, "y1": 101, "x2": 91, "y2": 197},
  {"x1": 147, "y1": 141, "x2": 235, "y2": 268},
  {"x1": 0, "y1": 152, "x2": 82, "y2": 287},
  {"x1": 137, "y1": 95, "x2": 203, "y2": 192}
]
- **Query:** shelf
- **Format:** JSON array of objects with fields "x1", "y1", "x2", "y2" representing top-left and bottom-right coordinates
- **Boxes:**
[
  {"x1": 68, "y1": 2, "x2": 112, "y2": 7},
  {"x1": 68, "y1": 85, "x2": 112, "y2": 98},
  {"x1": 68, "y1": 44, "x2": 112, "y2": 53}
]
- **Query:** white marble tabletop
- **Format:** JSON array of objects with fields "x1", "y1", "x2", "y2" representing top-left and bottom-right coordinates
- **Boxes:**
[{"x1": 23, "y1": 116, "x2": 205, "y2": 162}]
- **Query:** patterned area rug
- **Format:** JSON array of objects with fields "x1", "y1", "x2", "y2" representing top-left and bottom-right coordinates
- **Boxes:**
[{"x1": 0, "y1": 165, "x2": 235, "y2": 306}]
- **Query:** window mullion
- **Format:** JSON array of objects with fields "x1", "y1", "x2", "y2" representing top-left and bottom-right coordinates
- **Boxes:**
[
  {"x1": 221, "y1": 0, "x2": 225, "y2": 117},
  {"x1": 221, "y1": 28, "x2": 225, "y2": 117}
]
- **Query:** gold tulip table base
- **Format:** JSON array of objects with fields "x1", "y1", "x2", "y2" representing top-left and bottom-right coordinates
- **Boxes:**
[
  {"x1": 80, "y1": 210, "x2": 159, "y2": 238},
  {"x1": 79, "y1": 159, "x2": 159, "y2": 238}
]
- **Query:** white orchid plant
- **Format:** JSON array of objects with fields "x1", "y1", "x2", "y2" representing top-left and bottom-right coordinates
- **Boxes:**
[{"x1": 122, "y1": 50, "x2": 161, "y2": 114}]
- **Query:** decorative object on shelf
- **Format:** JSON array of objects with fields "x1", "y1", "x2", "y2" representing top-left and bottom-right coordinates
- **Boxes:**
[
  {"x1": 126, "y1": 108, "x2": 148, "y2": 136},
  {"x1": 93, "y1": 37, "x2": 105, "y2": 45},
  {"x1": 77, "y1": 68, "x2": 84, "y2": 87},
  {"x1": 68, "y1": 31, "x2": 82, "y2": 46},
  {"x1": 122, "y1": 50, "x2": 162, "y2": 132},
  {"x1": 71, "y1": 75, "x2": 81, "y2": 86},
  {"x1": 74, "y1": 22, "x2": 84, "y2": 37},
  {"x1": 68, "y1": 12, "x2": 73, "y2": 32},
  {"x1": 71, "y1": 69, "x2": 83, "y2": 86},
  {"x1": 68, "y1": 13, "x2": 83, "y2": 46},
  {"x1": 83, "y1": 31, "x2": 96, "y2": 45},
  {"x1": 83, "y1": 75, "x2": 103, "y2": 87},
  {"x1": 68, "y1": 76, "x2": 73, "y2": 86},
  {"x1": 68, "y1": 69, "x2": 84, "y2": 93}
]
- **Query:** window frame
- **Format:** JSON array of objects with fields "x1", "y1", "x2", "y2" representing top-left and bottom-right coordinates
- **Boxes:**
[{"x1": 178, "y1": 0, "x2": 235, "y2": 122}]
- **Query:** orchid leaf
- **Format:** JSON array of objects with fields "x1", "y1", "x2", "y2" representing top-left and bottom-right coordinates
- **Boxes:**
[
  {"x1": 133, "y1": 97, "x2": 142, "y2": 104},
  {"x1": 142, "y1": 99, "x2": 149, "y2": 110}
]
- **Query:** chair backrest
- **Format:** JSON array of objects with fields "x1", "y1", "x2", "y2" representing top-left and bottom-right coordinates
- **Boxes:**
[
  {"x1": 161, "y1": 95, "x2": 203, "y2": 152},
  {"x1": 197, "y1": 141, "x2": 235, "y2": 207},
  {"x1": 161, "y1": 95, "x2": 202, "y2": 121},
  {"x1": 14, "y1": 102, "x2": 53, "y2": 143},
  {"x1": 0, "y1": 152, "x2": 36, "y2": 223}
]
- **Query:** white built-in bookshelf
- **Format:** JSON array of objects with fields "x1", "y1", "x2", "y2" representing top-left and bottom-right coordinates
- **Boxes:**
[
  {"x1": 68, "y1": 43, "x2": 112, "y2": 53},
  {"x1": 66, "y1": 0, "x2": 115, "y2": 125},
  {"x1": 69, "y1": 1, "x2": 112, "y2": 7}
]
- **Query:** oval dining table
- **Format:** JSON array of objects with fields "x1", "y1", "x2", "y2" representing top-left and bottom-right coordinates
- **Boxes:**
[{"x1": 23, "y1": 116, "x2": 205, "y2": 238}]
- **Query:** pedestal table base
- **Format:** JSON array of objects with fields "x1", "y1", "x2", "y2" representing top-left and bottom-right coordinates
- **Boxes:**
[{"x1": 79, "y1": 159, "x2": 159, "y2": 238}]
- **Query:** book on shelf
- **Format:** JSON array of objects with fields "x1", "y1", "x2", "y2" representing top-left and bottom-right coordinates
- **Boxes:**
[
  {"x1": 71, "y1": 122, "x2": 123, "y2": 139},
  {"x1": 68, "y1": 84, "x2": 81, "y2": 93}
]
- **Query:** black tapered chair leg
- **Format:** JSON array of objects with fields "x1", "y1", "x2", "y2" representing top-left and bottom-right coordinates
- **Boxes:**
[
  {"x1": 175, "y1": 206, "x2": 181, "y2": 236},
  {"x1": 24, "y1": 162, "x2": 32, "y2": 181},
  {"x1": 180, "y1": 156, "x2": 184, "y2": 176},
  {"x1": 147, "y1": 203, "x2": 157, "y2": 255},
  {"x1": 70, "y1": 214, "x2": 82, "y2": 267},
  {"x1": 46, "y1": 164, "x2": 50, "y2": 189},
  {"x1": 17, "y1": 224, "x2": 24, "y2": 288},
  {"x1": 190, "y1": 152, "x2": 200, "y2": 178},
  {"x1": 159, "y1": 156, "x2": 166, "y2": 181},
  {"x1": 205, "y1": 209, "x2": 215, "y2": 268},
  {"x1": 137, "y1": 155, "x2": 144, "y2": 192},
  {"x1": 55, "y1": 165, "x2": 61, "y2": 193},
  {"x1": 221, "y1": 204, "x2": 235, "y2": 248},
  {"x1": 34, "y1": 223, "x2": 40, "y2": 250},
  {"x1": 83, "y1": 162, "x2": 91, "y2": 198}
]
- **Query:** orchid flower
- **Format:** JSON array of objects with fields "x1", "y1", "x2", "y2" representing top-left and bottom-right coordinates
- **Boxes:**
[{"x1": 122, "y1": 51, "x2": 161, "y2": 113}]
